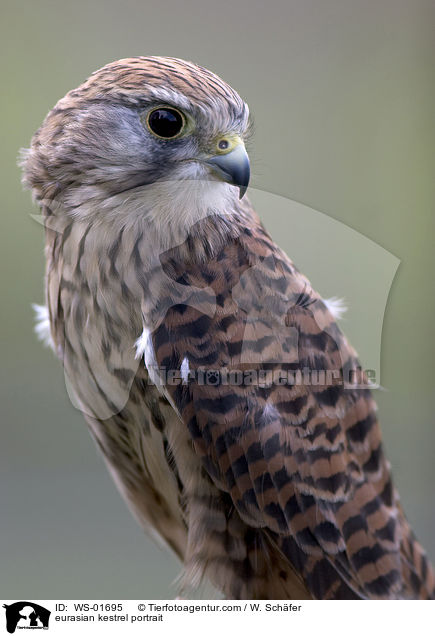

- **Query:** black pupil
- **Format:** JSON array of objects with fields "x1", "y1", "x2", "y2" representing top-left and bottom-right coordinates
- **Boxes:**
[{"x1": 148, "y1": 108, "x2": 183, "y2": 138}]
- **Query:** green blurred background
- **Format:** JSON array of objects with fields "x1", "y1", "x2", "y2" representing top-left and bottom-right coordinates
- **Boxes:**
[{"x1": 1, "y1": 0, "x2": 434, "y2": 598}]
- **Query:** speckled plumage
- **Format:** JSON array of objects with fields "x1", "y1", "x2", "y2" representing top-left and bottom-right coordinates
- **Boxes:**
[{"x1": 22, "y1": 57, "x2": 435, "y2": 599}]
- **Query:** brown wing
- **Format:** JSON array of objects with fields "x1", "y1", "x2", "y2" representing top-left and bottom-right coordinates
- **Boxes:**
[{"x1": 152, "y1": 213, "x2": 435, "y2": 599}]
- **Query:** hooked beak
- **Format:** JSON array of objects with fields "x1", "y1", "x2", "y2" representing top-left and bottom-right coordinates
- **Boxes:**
[{"x1": 205, "y1": 143, "x2": 250, "y2": 199}]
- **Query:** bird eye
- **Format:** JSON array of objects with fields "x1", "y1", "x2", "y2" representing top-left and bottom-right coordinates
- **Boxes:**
[
  {"x1": 218, "y1": 139, "x2": 229, "y2": 150},
  {"x1": 146, "y1": 107, "x2": 185, "y2": 139}
]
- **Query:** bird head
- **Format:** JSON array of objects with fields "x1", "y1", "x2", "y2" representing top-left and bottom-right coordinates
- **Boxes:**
[{"x1": 21, "y1": 57, "x2": 252, "y2": 229}]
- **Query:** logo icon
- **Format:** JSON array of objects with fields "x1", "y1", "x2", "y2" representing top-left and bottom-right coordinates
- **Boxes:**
[{"x1": 2, "y1": 602, "x2": 50, "y2": 633}]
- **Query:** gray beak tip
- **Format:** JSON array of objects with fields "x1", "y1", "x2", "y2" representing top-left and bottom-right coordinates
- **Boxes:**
[{"x1": 239, "y1": 185, "x2": 248, "y2": 199}]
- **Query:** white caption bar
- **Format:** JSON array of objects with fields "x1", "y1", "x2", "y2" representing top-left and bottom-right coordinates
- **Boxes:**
[{"x1": 1, "y1": 599, "x2": 432, "y2": 635}]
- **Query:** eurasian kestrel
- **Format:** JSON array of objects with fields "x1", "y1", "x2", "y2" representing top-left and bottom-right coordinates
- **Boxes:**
[{"x1": 21, "y1": 57, "x2": 435, "y2": 599}]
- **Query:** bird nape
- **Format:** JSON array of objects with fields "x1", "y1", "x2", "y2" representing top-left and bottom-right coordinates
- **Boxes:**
[{"x1": 21, "y1": 56, "x2": 434, "y2": 600}]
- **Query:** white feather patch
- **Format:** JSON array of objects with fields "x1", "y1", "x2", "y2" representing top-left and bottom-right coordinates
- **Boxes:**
[
  {"x1": 134, "y1": 326, "x2": 151, "y2": 360},
  {"x1": 32, "y1": 304, "x2": 55, "y2": 350},
  {"x1": 324, "y1": 296, "x2": 348, "y2": 320},
  {"x1": 180, "y1": 357, "x2": 190, "y2": 383},
  {"x1": 263, "y1": 403, "x2": 280, "y2": 421},
  {"x1": 135, "y1": 326, "x2": 162, "y2": 386}
]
